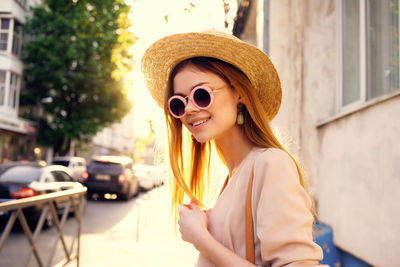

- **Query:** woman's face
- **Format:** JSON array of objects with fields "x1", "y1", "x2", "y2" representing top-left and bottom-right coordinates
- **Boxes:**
[{"x1": 172, "y1": 65, "x2": 241, "y2": 143}]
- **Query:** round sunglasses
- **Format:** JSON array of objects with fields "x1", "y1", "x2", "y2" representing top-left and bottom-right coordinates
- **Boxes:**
[{"x1": 168, "y1": 84, "x2": 231, "y2": 118}]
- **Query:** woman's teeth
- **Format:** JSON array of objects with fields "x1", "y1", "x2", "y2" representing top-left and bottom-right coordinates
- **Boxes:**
[{"x1": 192, "y1": 118, "x2": 209, "y2": 126}]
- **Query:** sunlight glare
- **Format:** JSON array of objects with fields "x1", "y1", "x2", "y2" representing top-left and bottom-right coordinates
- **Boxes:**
[{"x1": 129, "y1": 0, "x2": 227, "y2": 142}]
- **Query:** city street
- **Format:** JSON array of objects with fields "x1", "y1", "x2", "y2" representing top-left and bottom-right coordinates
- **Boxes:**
[{"x1": 0, "y1": 185, "x2": 199, "y2": 267}]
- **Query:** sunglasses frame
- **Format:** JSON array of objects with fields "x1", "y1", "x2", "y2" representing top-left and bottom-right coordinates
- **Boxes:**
[{"x1": 168, "y1": 84, "x2": 230, "y2": 118}]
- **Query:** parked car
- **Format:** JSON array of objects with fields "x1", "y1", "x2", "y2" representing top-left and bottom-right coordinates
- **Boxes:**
[
  {"x1": 51, "y1": 156, "x2": 87, "y2": 182},
  {"x1": 83, "y1": 156, "x2": 139, "y2": 201},
  {"x1": 0, "y1": 164, "x2": 85, "y2": 227},
  {"x1": 0, "y1": 160, "x2": 46, "y2": 175},
  {"x1": 133, "y1": 164, "x2": 167, "y2": 191}
]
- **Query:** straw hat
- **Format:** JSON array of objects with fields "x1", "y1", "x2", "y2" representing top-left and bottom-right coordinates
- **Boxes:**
[{"x1": 141, "y1": 30, "x2": 282, "y2": 121}]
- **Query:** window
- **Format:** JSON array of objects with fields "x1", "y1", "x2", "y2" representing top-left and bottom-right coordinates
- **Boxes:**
[
  {"x1": 52, "y1": 171, "x2": 73, "y2": 182},
  {"x1": 43, "y1": 173, "x2": 55, "y2": 183},
  {"x1": 9, "y1": 73, "x2": 19, "y2": 109},
  {"x1": 340, "y1": 0, "x2": 400, "y2": 108},
  {"x1": 12, "y1": 21, "x2": 22, "y2": 56},
  {"x1": 0, "y1": 71, "x2": 5, "y2": 106},
  {"x1": 0, "y1": 18, "x2": 10, "y2": 51},
  {"x1": 0, "y1": 18, "x2": 23, "y2": 57}
]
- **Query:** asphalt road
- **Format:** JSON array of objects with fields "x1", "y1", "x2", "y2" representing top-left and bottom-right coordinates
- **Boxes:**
[{"x1": 0, "y1": 185, "x2": 198, "y2": 267}]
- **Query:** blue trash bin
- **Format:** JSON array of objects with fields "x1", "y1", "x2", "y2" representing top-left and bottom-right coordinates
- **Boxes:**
[{"x1": 313, "y1": 222, "x2": 341, "y2": 267}]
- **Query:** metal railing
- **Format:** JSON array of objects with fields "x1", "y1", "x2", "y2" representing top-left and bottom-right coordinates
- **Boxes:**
[{"x1": 0, "y1": 187, "x2": 87, "y2": 267}]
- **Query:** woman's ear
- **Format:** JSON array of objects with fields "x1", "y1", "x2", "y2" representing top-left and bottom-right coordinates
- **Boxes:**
[
  {"x1": 232, "y1": 85, "x2": 243, "y2": 103},
  {"x1": 237, "y1": 93, "x2": 243, "y2": 103}
]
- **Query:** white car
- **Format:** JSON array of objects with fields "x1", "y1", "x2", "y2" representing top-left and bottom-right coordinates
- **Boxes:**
[
  {"x1": 133, "y1": 164, "x2": 167, "y2": 191},
  {"x1": 52, "y1": 156, "x2": 87, "y2": 182},
  {"x1": 0, "y1": 163, "x2": 86, "y2": 227}
]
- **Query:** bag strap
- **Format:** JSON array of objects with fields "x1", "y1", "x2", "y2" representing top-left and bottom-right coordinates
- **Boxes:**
[{"x1": 246, "y1": 167, "x2": 255, "y2": 263}]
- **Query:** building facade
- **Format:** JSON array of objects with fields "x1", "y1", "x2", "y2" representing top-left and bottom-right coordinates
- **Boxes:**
[
  {"x1": 241, "y1": 0, "x2": 399, "y2": 266},
  {"x1": 0, "y1": 0, "x2": 38, "y2": 163},
  {"x1": 90, "y1": 111, "x2": 135, "y2": 159}
]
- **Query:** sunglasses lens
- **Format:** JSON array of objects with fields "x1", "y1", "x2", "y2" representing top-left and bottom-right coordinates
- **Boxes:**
[
  {"x1": 193, "y1": 88, "x2": 211, "y2": 108},
  {"x1": 169, "y1": 98, "x2": 186, "y2": 117}
]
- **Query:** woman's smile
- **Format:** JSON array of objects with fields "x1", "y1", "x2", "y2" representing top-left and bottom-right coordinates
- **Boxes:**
[
  {"x1": 190, "y1": 117, "x2": 211, "y2": 127},
  {"x1": 173, "y1": 65, "x2": 240, "y2": 143}
]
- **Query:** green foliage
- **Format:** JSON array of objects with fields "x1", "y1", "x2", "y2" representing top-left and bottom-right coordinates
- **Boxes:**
[{"x1": 21, "y1": 0, "x2": 135, "y2": 155}]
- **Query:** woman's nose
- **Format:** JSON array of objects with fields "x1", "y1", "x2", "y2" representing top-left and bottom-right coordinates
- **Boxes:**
[{"x1": 185, "y1": 98, "x2": 199, "y2": 115}]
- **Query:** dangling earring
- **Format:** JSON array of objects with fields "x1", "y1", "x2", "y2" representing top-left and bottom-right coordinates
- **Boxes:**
[{"x1": 236, "y1": 111, "x2": 244, "y2": 125}]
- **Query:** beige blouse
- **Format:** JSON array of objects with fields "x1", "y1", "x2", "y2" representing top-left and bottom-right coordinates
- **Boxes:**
[{"x1": 196, "y1": 148, "x2": 326, "y2": 267}]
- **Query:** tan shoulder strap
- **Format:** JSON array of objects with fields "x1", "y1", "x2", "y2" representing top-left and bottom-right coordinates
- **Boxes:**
[{"x1": 246, "y1": 167, "x2": 255, "y2": 263}]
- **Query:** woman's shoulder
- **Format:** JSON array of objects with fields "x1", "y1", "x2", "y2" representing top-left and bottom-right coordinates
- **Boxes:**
[
  {"x1": 251, "y1": 147, "x2": 303, "y2": 196},
  {"x1": 252, "y1": 147, "x2": 295, "y2": 167}
]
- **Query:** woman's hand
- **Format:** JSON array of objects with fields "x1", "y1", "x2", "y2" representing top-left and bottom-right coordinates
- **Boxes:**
[{"x1": 178, "y1": 201, "x2": 209, "y2": 247}]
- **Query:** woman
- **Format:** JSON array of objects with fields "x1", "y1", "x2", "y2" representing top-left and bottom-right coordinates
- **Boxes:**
[{"x1": 141, "y1": 31, "x2": 326, "y2": 267}]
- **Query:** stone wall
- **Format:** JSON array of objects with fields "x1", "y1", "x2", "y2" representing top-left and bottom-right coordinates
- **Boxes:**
[{"x1": 265, "y1": 1, "x2": 400, "y2": 265}]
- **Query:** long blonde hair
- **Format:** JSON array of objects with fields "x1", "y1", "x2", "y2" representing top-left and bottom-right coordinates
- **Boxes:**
[{"x1": 165, "y1": 57, "x2": 314, "y2": 219}]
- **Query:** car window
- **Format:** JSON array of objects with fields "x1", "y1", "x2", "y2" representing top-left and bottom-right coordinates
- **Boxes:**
[
  {"x1": 88, "y1": 161, "x2": 123, "y2": 175},
  {"x1": 0, "y1": 166, "x2": 42, "y2": 183},
  {"x1": 42, "y1": 172, "x2": 55, "y2": 183},
  {"x1": 52, "y1": 160, "x2": 70, "y2": 167},
  {"x1": 52, "y1": 171, "x2": 73, "y2": 182}
]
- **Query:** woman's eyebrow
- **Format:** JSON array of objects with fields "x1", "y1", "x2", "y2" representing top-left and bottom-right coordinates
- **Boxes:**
[{"x1": 174, "y1": 82, "x2": 210, "y2": 96}]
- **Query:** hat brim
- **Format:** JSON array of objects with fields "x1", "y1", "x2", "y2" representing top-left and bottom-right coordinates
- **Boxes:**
[{"x1": 141, "y1": 31, "x2": 282, "y2": 121}]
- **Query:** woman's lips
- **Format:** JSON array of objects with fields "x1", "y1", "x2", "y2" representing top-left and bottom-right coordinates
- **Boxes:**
[{"x1": 190, "y1": 117, "x2": 211, "y2": 127}]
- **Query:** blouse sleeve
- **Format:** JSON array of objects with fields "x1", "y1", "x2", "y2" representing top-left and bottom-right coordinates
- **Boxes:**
[{"x1": 252, "y1": 149, "x2": 325, "y2": 267}]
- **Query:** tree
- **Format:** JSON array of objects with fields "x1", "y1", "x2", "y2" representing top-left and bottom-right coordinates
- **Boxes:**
[{"x1": 21, "y1": 0, "x2": 135, "y2": 156}]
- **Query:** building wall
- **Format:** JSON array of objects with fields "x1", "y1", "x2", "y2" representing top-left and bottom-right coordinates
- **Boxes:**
[
  {"x1": 318, "y1": 97, "x2": 400, "y2": 266},
  {"x1": 0, "y1": 0, "x2": 38, "y2": 162},
  {"x1": 91, "y1": 111, "x2": 135, "y2": 157},
  {"x1": 0, "y1": 0, "x2": 27, "y2": 24},
  {"x1": 266, "y1": 0, "x2": 400, "y2": 266}
]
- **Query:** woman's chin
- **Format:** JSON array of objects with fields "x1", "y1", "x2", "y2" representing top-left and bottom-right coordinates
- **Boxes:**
[{"x1": 192, "y1": 134, "x2": 211, "y2": 143}]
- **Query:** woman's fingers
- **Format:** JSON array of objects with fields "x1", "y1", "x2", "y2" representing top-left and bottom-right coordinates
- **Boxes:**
[
  {"x1": 189, "y1": 200, "x2": 202, "y2": 212},
  {"x1": 178, "y1": 201, "x2": 210, "y2": 246},
  {"x1": 182, "y1": 203, "x2": 192, "y2": 210}
]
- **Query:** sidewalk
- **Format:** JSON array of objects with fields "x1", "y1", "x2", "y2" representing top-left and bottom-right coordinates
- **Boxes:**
[
  {"x1": 130, "y1": 186, "x2": 199, "y2": 266},
  {"x1": 79, "y1": 186, "x2": 198, "y2": 267}
]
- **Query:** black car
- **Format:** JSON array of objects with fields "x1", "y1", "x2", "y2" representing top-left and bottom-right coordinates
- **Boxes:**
[
  {"x1": 83, "y1": 156, "x2": 139, "y2": 201},
  {"x1": 0, "y1": 164, "x2": 85, "y2": 227}
]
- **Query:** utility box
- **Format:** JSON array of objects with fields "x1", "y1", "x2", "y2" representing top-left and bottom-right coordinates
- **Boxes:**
[{"x1": 313, "y1": 222, "x2": 341, "y2": 267}]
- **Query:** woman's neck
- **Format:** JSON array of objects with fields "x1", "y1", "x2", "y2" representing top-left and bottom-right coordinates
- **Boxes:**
[{"x1": 214, "y1": 127, "x2": 254, "y2": 177}]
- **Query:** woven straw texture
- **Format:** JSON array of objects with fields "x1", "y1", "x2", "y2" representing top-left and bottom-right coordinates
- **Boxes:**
[{"x1": 141, "y1": 31, "x2": 282, "y2": 121}]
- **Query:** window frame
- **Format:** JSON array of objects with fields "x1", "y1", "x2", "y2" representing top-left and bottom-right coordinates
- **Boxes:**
[
  {"x1": 337, "y1": 0, "x2": 400, "y2": 113},
  {"x1": 0, "y1": 17, "x2": 12, "y2": 52},
  {"x1": 0, "y1": 70, "x2": 6, "y2": 106},
  {"x1": 8, "y1": 72, "x2": 20, "y2": 109},
  {"x1": 0, "y1": 16, "x2": 23, "y2": 57},
  {"x1": 0, "y1": 70, "x2": 21, "y2": 111},
  {"x1": 11, "y1": 20, "x2": 23, "y2": 57}
]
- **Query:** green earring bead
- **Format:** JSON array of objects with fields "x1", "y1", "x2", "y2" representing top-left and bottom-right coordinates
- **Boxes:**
[{"x1": 236, "y1": 111, "x2": 244, "y2": 125}]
